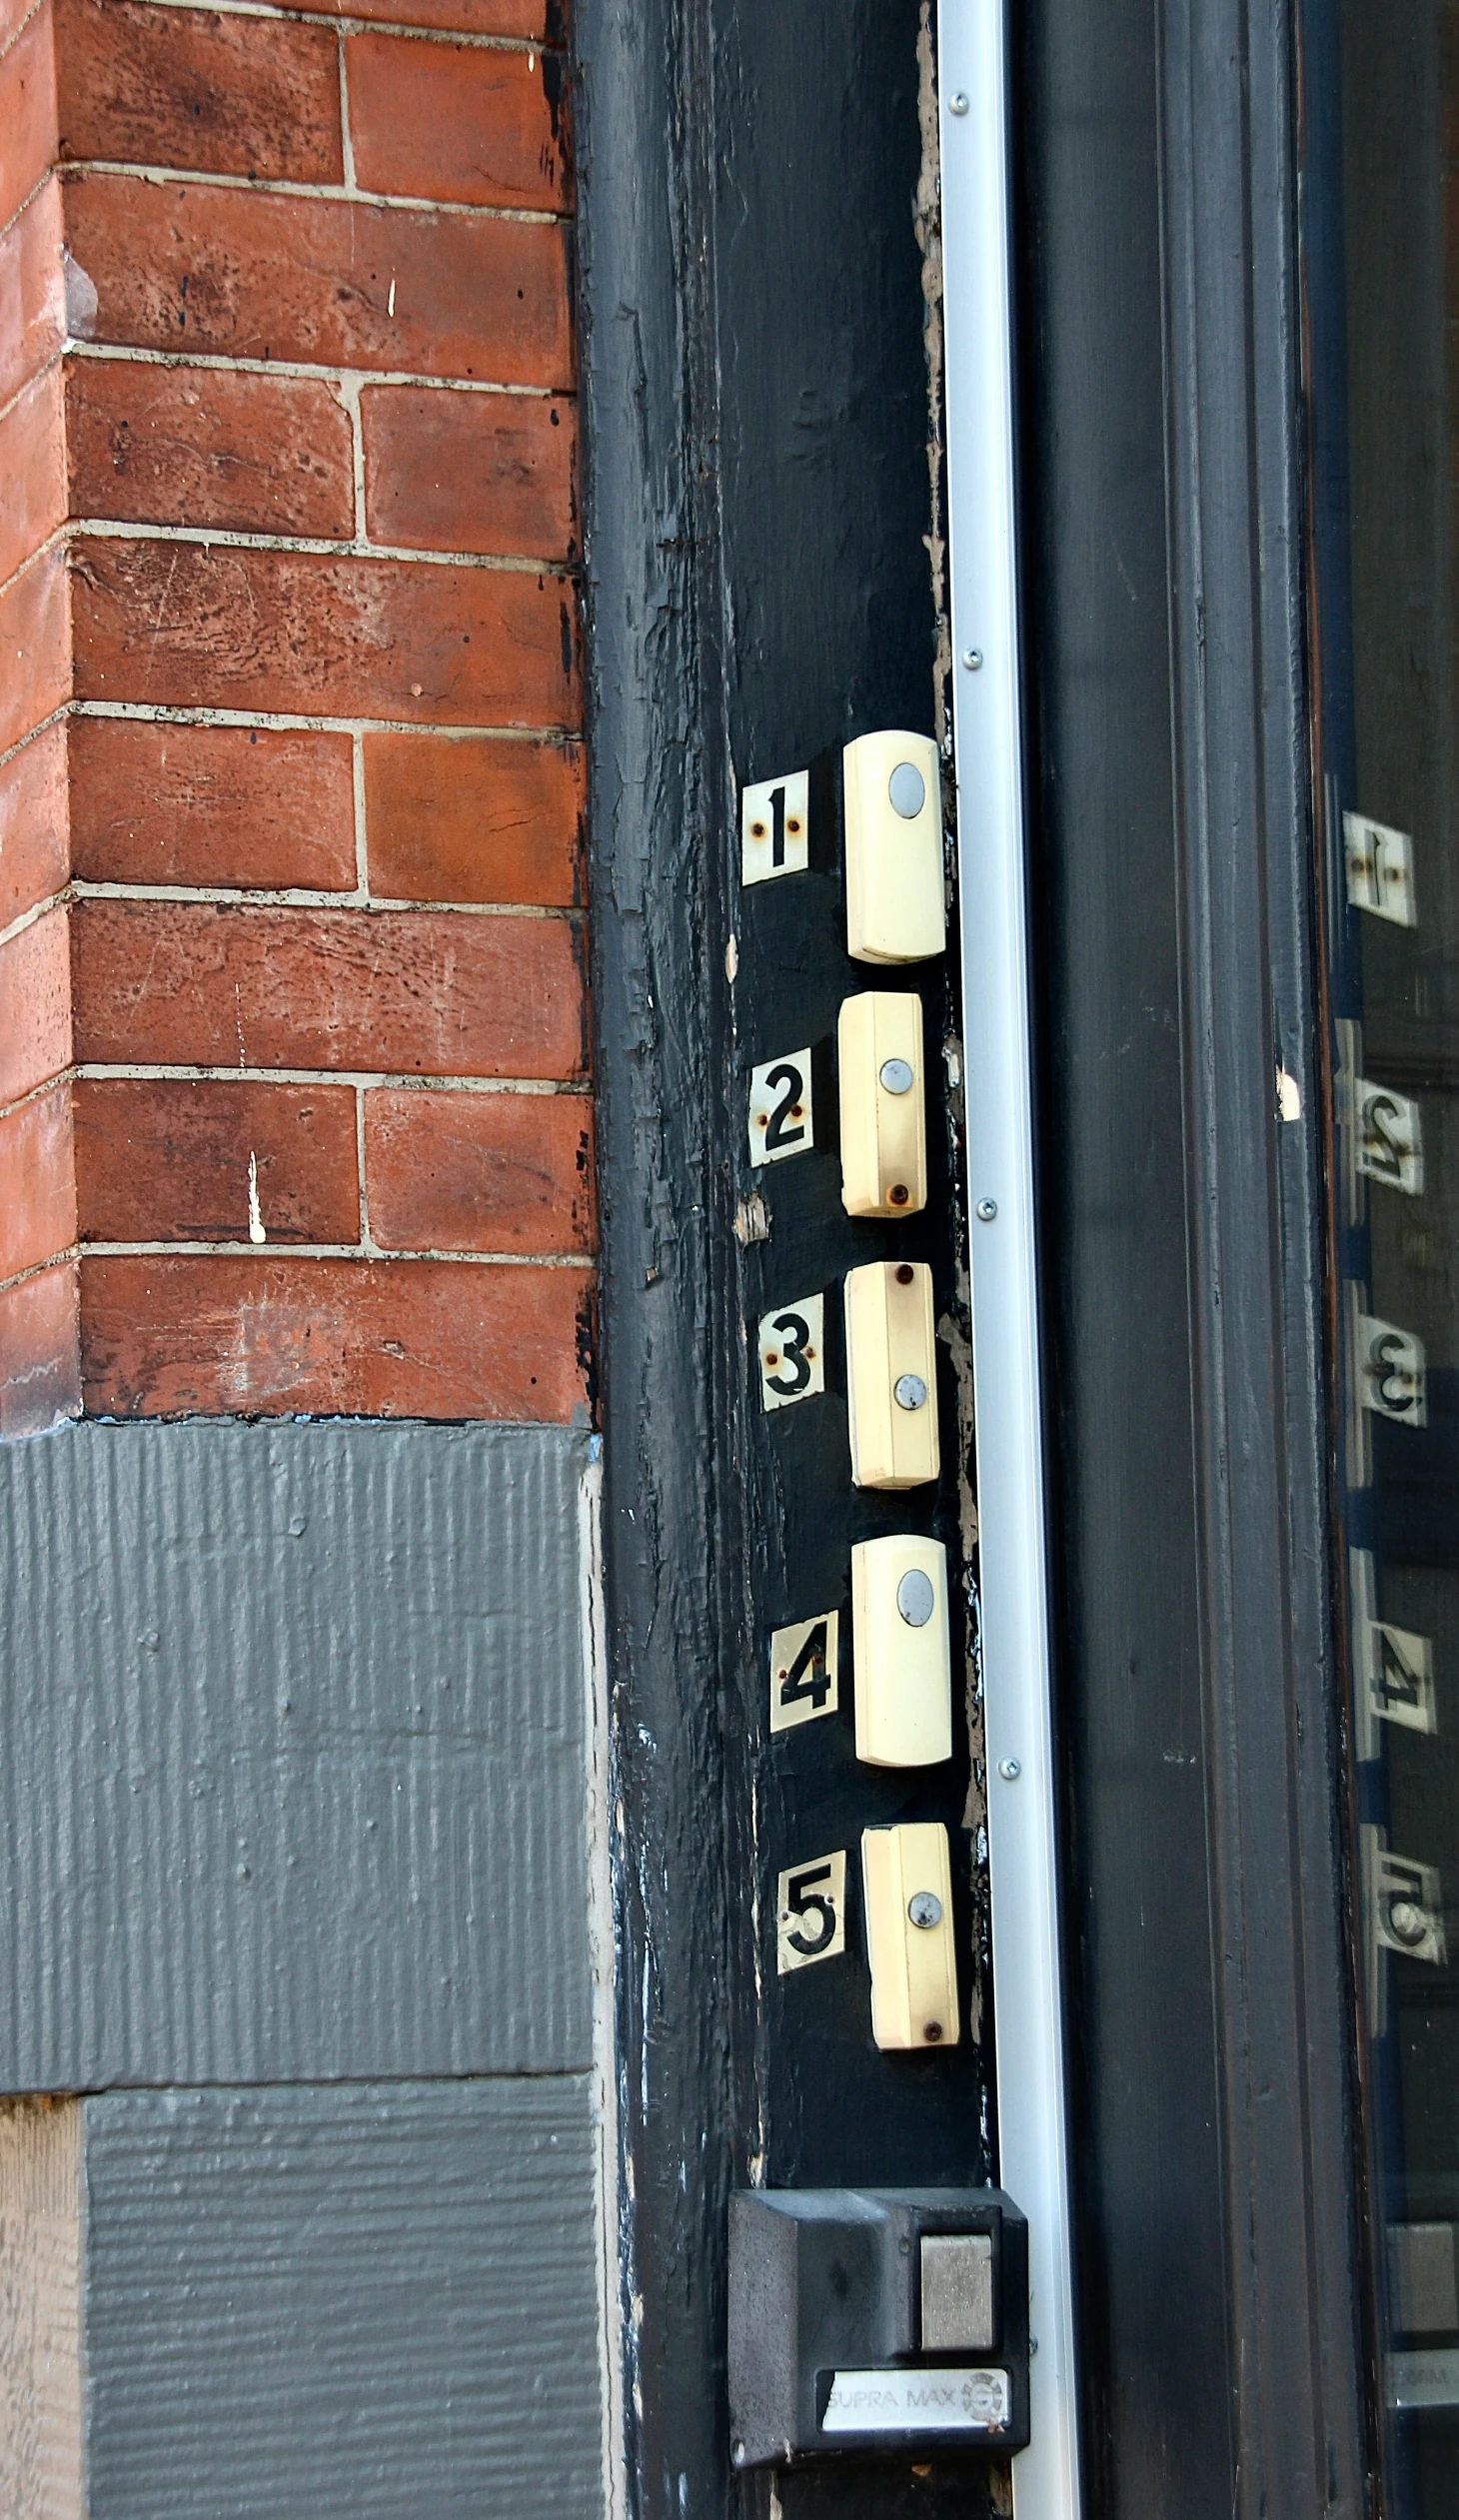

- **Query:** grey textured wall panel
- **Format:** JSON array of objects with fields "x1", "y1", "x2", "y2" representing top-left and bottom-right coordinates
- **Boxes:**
[
  {"x1": 81, "y1": 2080, "x2": 605, "y2": 2520},
  {"x1": 0, "y1": 1421, "x2": 593, "y2": 2087}
]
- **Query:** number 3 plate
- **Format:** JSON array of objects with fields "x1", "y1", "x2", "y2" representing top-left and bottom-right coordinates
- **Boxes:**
[
  {"x1": 776, "y1": 1851, "x2": 847, "y2": 1973},
  {"x1": 758, "y1": 1293, "x2": 824, "y2": 1411}
]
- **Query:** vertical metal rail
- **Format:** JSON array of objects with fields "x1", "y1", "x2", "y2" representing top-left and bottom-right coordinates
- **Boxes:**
[{"x1": 937, "y1": 8, "x2": 1081, "y2": 2514}]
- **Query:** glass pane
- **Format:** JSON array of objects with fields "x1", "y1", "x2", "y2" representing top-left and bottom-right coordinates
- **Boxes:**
[{"x1": 1306, "y1": 0, "x2": 1459, "y2": 2502}]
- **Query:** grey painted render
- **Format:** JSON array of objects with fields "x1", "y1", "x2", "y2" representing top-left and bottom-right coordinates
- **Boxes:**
[
  {"x1": 0, "y1": 2082, "x2": 607, "y2": 2520},
  {"x1": 0, "y1": 1420, "x2": 595, "y2": 2087},
  {"x1": 83, "y1": 2080, "x2": 605, "y2": 2520}
]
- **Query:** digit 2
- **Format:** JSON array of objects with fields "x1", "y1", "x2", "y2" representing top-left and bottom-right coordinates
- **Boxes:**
[{"x1": 763, "y1": 1061, "x2": 806, "y2": 1154}]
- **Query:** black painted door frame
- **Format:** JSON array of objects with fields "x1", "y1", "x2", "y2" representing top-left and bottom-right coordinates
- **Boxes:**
[{"x1": 577, "y1": 0, "x2": 1377, "y2": 2511}]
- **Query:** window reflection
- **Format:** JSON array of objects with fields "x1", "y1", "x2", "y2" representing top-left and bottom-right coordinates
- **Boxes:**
[{"x1": 1311, "y1": 0, "x2": 1459, "y2": 2501}]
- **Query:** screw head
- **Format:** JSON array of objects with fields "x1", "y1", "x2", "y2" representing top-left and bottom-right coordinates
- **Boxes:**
[
  {"x1": 908, "y1": 1890, "x2": 943, "y2": 1929},
  {"x1": 976, "y1": 1197, "x2": 997, "y2": 1222},
  {"x1": 961, "y1": 646, "x2": 983, "y2": 669},
  {"x1": 948, "y1": 90, "x2": 970, "y2": 114},
  {"x1": 998, "y1": 1756, "x2": 1021, "y2": 1782},
  {"x1": 893, "y1": 1373, "x2": 928, "y2": 1412},
  {"x1": 1390, "y1": 1898, "x2": 1429, "y2": 1947}
]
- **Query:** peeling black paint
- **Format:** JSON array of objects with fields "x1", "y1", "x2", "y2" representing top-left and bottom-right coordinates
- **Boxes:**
[{"x1": 579, "y1": 2, "x2": 997, "y2": 2514}]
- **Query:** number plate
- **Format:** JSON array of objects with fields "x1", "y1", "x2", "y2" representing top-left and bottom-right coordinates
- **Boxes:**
[
  {"x1": 776, "y1": 1851, "x2": 846, "y2": 1973},
  {"x1": 1344, "y1": 810, "x2": 1418, "y2": 927},
  {"x1": 741, "y1": 768, "x2": 809, "y2": 884},
  {"x1": 1357, "y1": 1312, "x2": 1427, "y2": 1425},
  {"x1": 1373, "y1": 1848, "x2": 1447, "y2": 1967},
  {"x1": 758, "y1": 1293, "x2": 825, "y2": 1411},
  {"x1": 1357, "y1": 1079, "x2": 1423, "y2": 1196},
  {"x1": 768, "y1": 1611, "x2": 839, "y2": 1734},
  {"x1": 747, "y1": 1050, "x2": 814, "y2": 1167}
]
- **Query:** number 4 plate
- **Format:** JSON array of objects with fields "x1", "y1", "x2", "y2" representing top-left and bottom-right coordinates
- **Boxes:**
[
  {"x1": 776, "y1": 1852, "x2": 847, "y2": 1973},
  {"x1": 769, "y1": 1611, "x2": 839, "y2": 1733}
]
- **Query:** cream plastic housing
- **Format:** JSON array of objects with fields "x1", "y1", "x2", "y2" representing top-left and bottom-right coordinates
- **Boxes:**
[
  {"x1": 861, "y1": 1823, "x2": 959, "y2": 2050},
  {"x1": 851, "y1": 1536, "x2": 952, "y2": 1767},
  {"x1": 843, "y1": 1261, "x2": 939, "y2": 1489},
  {"x1": 842, "y1": 730, "x2": 945, "y2": 963},
  {"x1": 837, "y1": 993, "x2": 927, "y2": 1217}
]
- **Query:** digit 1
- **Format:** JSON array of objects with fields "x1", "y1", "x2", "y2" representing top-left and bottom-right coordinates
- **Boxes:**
[{"x1": 770, "y1": 783, "x2": 786, "y2": 868}]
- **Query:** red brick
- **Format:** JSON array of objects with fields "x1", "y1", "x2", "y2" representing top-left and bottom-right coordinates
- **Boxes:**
[
  {"x1": 310, "y1": 0, "x2": 548, "y2": 35},
  {"x1": 0, "y1": 181, "x2": 67, "y2": 424},
  {"x1": 365, "y1": 1086, "x2": 592, "y2": 1252},
  {"x1": 0, "y1": 545, "x2": 71, "y2": 755},
  {"x1": 53, "y1": 0, "x2": 343, "y2": 186},
  {"x1": 69, "y1": 716, "x2": 356, "y2": 890},
  {"x1": 0, "y1": 1257, "x2": 80, "y2": 1435},
  {"x1": 74, "y1": 1075, "x2": 359, "y2": 1243},
  {"x1": 0, "y1": 361, "x2": 65, "y2": 589},
  {"x1": 70, "y1": 899, "x2": 588, "y2": 1077},
  {"x1": 0, "y1": 903, "x2": 72, "y2": 1103},
  {"x1": 65, "y1": 356, "x2": 355, "y2": 540},
  {"x1": 61, "y1": 170, "x2": 574, "y2": 388},
  {"x1": 364, "y1": 731, "x2": 582, "y2": 904},
  {"x1": 0, "y1": 719, "x2": 71, "y2": 925},
  {"x1": 0, "y1": 1077, "x2": 76, "y2": 1279},
  {"x1": 79, "y1": 1252, "x2": 592, "y2": 1419},
  {"x1": 361, "y1": 385, "x2": 574, "y2": 558},
  {"x1": 0, "y1": 0, "x2": 59, "y2": 237},
  {"x1": 346, "y1": 33, "x2": 569, "y2": 213},
  {"x1": 69, "y1": 538, "x2": 580, "y2": 727}
]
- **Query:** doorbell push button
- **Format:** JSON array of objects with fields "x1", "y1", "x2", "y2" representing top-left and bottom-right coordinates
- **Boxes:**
[
  {"x1": 843, "y1": 1262, "x2": 939, "y2": 1489},
  {"x1": 861, "y1": 1822, "x2": 959, "y2": 2050},
  {"x1": 842, "y1": 730, "x2": 945, "y2": 964},
  {"x1": 838, "y1": 993, "x2": 927, "y2": 1217},
  {"x1": 851, "y1": 1536, "x2": 951, "y2": 1769}
]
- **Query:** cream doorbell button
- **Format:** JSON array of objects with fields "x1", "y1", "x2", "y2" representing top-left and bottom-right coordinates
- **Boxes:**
[
  {"x1": 860, "y1": 1823, "x2": 959, "y2": 2050},
  {"x1": 837, "y1": 993, "x2": 927, "y2": 1216},
  {"x1": 851, "y1": 1536, "x2": 951, "y2": 1767},
  {"x1": 842, "y1": 730, "x2": 944, "y2": 963},
  {"x1": 843, "y1": 1261, "x2": 939, "y2": 1489}
]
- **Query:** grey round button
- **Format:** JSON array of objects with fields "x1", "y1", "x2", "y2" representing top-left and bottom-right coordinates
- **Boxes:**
[
  {"x1": 878, "y1": 1056, "x2": 914, "y2": 1095},
  {"x1": 896, "y1": 1569, "x2": 935, "y2": 1628},
  {"x1": 893, "y1": 1373, "x2": 928, "y2": 1412},
  {"x1": 907, "y1": 1892, "x2": 942, "y2": 1930},
  {"x1": 887, "y1": 760, "x2": 926, "y2": 820}
]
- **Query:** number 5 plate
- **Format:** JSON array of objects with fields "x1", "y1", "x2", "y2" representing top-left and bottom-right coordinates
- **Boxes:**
[{"x1": 776, "y1": 1851, "x2": 847, "y2": 1974}]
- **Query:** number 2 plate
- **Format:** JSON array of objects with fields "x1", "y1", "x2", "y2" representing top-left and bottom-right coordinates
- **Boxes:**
[
  {"x1": 758, "y1": 1293, "x2": 824, "y2": 1411},
  {"x1": 776, "y1": 1851, "x2": 847, "y2": 1973},
  {"x1": 747, "y1": 1049, "x2": 813, "y2": 1168},
  {"x1": 769, "y1": 1611, "x2": 839, "y2": 1734}
]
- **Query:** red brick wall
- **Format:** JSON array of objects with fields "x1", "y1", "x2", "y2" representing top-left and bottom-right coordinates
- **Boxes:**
[{"x1": 0, "y1": 0, "x2": 591, "y2": 1434}]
